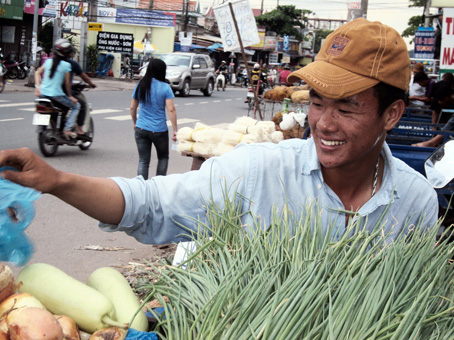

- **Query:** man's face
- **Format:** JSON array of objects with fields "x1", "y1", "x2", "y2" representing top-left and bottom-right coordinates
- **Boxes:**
[{"x1": 308, "y1": 88, "x2": 391, "y2": 170}]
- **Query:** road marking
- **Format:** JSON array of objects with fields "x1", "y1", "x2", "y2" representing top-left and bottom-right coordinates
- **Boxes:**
[
  {"x1": 91, "y1": 109, "x2": 123, "y2": 115},
  {"x1": 105, "y1": 115, "x2": 131, "y2": 121},
  {"x1": 0, "y1": 102, "x2": 34, "y2": 108},
  {"x1": 213, "y1": 100, "x2": 221, "y2": 103},
  {"x1": 19, "y1": 108, "x2": 36, "y2": 111},
  {"x1": 184, "y1": 103, "x2": 194, "y2": 106},
  {"x1": 225, "y1": 99, "x2": 232, "y2": 101},
  {"x1": 0, "y1": 118, "x2": 25, "y2": 122},
  {"x1": 171, "y1": 118, "x2": 199, "y2": 126},
  {"x1": 200, "y1": 102, "x2": 209, "y2": 104},
  {"x1": 0, "y1": 100, "x2": 10, "y2": 103}
]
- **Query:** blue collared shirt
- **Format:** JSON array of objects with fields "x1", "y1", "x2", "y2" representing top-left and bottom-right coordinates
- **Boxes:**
[{"x1": 99, "y1": 138, "x2": 438, "y2": 244}]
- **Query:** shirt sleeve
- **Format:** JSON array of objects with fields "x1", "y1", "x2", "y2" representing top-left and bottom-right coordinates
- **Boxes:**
[
  {"x1": 166, "y1": 84, "x2": 175, "y2": 100},
  {"x1": 98, "y1": 145, "x2": 254, "y2": 245}
]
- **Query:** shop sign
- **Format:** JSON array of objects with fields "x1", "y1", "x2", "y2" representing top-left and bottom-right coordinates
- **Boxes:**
[
  {"x1": 1, "y1": 0, "x2": 23, "y2": 20},
  {"x1": 88, "y1": 23, "x2": 103, "y2": 31},
  {"x1": 414, "y1": 27, "x2": 435, "y2": 59},
  {"x1": 441, "y1": 8, "x2": 454, "y2": 72},
  {"x1": 97, "y1": 7, "x2": 176, "y2": 27},
  {"x1": 97, "y1": 31, "x2": 134, "y2": 55},
  {"x1": 263, "y1": 36, "x2": 277, "y2": 49}
]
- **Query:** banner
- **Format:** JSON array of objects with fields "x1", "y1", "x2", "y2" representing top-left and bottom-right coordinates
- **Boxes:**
[
  {"x1": 414, "y1": 28, "x2": 435, "y2": 59},
  {"x1": 97, "y1": 7, "x2": 176, "y2": 27},
  {"x1": 213, "y1": 0, "x2": 260, "y2": 51},
  {"x1": 440, "y1": 8, "x2": 454, "y2": 73},
  {"x1": 97, "y1": 31, "x2": 134, "y2": 54}
]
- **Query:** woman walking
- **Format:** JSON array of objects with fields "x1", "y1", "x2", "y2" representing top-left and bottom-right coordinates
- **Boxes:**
[{"x1": 130, "y1": 58, "x2": 177, "y2": 179}]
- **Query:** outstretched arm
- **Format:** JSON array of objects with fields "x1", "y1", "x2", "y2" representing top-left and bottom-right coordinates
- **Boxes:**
[{"x1": 0, "y1": 148, "x2": 125, "y2": 225}]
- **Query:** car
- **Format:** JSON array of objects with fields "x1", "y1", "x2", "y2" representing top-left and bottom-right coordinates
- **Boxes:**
[{"x1": 158, "y1": 52, "x2": 215, "y2": 97}]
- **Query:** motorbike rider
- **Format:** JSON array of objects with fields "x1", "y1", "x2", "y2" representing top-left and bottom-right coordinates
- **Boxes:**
[
  {"x1": 216, "y1": 60, "x2": 229, "y2": 90},
  {"x1": 244, "y1": 63, "x2": 265, "y2": 103},
  {"x1": 34, "y1": 39, "x2": 81, "y2": 139},
  {"x1": 62, "y1": 41, "x2": 96, "y2": 137}
]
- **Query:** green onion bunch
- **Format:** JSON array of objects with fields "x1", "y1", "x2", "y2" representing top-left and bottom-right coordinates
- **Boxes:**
[{"x1": 139, "y1": 195, "x2": 454, "y2": 340}]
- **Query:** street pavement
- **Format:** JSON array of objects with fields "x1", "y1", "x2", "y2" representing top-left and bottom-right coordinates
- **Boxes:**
[{"x1": 2, "y1": 76, "x2": 137, "y2": 93}]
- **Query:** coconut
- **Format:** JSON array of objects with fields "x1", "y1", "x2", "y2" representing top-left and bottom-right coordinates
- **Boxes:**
[{"x1": 7, "y1": 307, "x2": 63, "y2": 340}]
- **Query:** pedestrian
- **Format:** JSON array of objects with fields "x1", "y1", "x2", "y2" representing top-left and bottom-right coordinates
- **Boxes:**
[
  {"x1": 278, "y1": 65, "x2": 292, "y2": 86},
  {"x1": 0, "y1": 18, "x2": 438, "y2": 246},
  {"x1": 34, "y1": 39, "x2": 81, "y2": 139},
  {"x1": 413, "y1": 81, "x2": 454, "y2": 148},
  {"x1": 408, "y1": 63, "x2": 426, "y2": 107},
  {"x1": 408, "y1": 71, "x2": 435, "y2": 106},
  {"x1": 130, "y1": 58, "x2": 177, "y2": 179}
]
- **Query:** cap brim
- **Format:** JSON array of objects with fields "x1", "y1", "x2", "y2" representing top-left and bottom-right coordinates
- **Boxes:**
[{"x1": 287, "y1": 60, "x2": 379, "y2": 99}]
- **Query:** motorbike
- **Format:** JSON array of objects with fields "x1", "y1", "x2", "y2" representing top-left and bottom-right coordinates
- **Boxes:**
[
  {"x1": 32, "y1": 82, "x2": 94, "y2": 157},
  {"x1": 1, "y1": 53, "x2": 21, "y2": 79},
  {"x1": 246, "y1": 82, "x2": 265, "y2": 111},
  {"x1": 216, "y1": 71, "x2": 228, "y2": 91},
  {"x1": 17, "y1": 61, "x2": 29, "y2": 79}
]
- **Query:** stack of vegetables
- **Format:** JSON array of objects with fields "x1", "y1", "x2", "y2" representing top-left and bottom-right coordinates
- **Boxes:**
[
  {"x1": 176, "y1": 116, "x2": 284, "y2": 158},
  {"x1": 138, "y1": 197, "x2": 454, "y2": 339},
  {"x1": 0, "y1": 264, "x2": 149, "y2": 340}
]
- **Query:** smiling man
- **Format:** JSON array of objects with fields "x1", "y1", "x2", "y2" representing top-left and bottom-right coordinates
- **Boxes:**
[{"x1": 0, "y1": 19, "x2": 438, "y2": 245}]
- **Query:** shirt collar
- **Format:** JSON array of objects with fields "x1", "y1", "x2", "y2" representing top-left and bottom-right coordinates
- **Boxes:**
[{"x1": 300, "y1": 139, "x2": 400, "y2": 201}]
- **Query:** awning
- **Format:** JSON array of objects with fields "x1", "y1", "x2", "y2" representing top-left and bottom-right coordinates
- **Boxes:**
[{"x1": 173, "y1": 42, "x2": 206, "y2": 51}]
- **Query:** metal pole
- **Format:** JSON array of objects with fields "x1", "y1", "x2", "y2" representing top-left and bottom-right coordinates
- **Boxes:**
[
  {"x1": 228, "y1": 2, "x2": 262, "y2": 120},
  {"x1": 27, "y1": 0, "x2": 40, "y2": 87}
]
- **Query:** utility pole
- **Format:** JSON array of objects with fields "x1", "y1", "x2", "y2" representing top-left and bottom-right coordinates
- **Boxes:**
[
  {"x1": 347, "y1": 0, "x2": 368, "y2": 22},
  {"x1": 424, "y1": 0, "x2": 431, "y2": 27},
  {"x1": 26, "y1": 0, "x2": 40, "y2": 87}
]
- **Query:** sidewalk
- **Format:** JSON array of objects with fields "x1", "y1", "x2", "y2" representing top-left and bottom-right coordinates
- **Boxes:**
[{"x1": 2, "y1": 76, "x2": 137, "y2": 93}]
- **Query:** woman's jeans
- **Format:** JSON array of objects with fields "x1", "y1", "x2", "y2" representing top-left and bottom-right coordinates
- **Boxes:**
[
  {"x1": 135, "y1": 128, "x2": 169, "y2": 179},
  {"x1": 51, "y1": 95, "x2": 81, "y2": 131}
]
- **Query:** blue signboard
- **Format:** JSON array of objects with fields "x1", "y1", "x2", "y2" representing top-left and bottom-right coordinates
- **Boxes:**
[
  {"x1": 414, "y1": 27, "x2": 435, "y2": 59},
  {"x1": 283, "y1": 34, "x2": 289, "y2": 52}
]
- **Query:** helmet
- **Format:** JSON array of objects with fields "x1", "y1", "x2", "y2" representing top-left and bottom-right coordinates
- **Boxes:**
[
  {"x1": 53, "y1": 38, "x2": 73, "y2": 57},
  {"x1": 253, "y1": 63, "x2": 260, "y2": 70},
  {"x1": 221, "y1": 60, "x2": 226, "y2": 64},
  {"x1": 263, "y1": 63, "x2": 267, "y2": 68}
]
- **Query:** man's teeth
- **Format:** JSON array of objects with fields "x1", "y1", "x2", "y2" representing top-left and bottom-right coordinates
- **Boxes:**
[{"x1": 321, "y1": 139, "x2": 346, "y2": 146}]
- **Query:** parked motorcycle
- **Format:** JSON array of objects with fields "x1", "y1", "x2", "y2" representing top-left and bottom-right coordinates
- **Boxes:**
[
  {"x1": 33, "y1": 82, "x2": 94, "y2": 157},
  {"x1": 0, "y1": 63, "x2": 5, "y2": 93},
  {"x1": 17, "y1": 61, "x2": 29, "y2": 79},
  {"x1": 1, "y1": 52, "x2": 21, "y2": 80}
]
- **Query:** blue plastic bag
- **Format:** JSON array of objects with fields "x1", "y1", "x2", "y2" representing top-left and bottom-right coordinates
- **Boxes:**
[
  {"x1": 125, "y1": 328, "x2": 158, "y2": 340},
  {"x1": 0, "y1": 167, "x2": 41, "y2": 265}
]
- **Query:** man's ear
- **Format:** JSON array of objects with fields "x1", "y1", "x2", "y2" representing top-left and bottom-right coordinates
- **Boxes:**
[{"x1": 384, "y1": 99, "x2": 405, "y2": 131}]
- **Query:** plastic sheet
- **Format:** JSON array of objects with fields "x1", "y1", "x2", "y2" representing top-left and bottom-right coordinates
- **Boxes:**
[
  {"x1": 125, "y1": 328, "x2": 158, "y2": 340},
  {"x1": 0, "y1": 167, "x2": 41, "y2": 265}
]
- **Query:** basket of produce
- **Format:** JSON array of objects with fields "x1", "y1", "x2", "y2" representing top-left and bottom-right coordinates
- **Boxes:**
[{"x1": 249, "y1": 85, "x2": 311, "y2": 121}]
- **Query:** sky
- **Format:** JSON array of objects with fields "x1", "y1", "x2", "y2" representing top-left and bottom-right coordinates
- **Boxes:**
[{"x1": 199, "y1": 0, "x2": 435, "y2": 49}]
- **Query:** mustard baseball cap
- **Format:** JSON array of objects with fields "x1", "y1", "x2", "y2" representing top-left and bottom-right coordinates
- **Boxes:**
[{"x1": 287, "y1": 18, "x2": 411, "y2": 99}]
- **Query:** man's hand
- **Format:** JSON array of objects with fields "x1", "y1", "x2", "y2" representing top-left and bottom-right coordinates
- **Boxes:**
[{"x1": 0, "y1": 148, "x2": 61, "y2": 193}]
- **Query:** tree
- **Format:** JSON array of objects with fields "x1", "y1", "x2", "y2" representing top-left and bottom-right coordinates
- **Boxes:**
[
  {"x1": 256, "y1": 5, "x2": 313, "y2": 40},
  {"x1": 38, "y1": 22, "x2": 54, "y2": 53},
  {"x1": 313, "y1": 29, "x2": 332, "y2": 54},
  {"x1": 402, "y1": 0, "x2": 436, "y2": 43}
]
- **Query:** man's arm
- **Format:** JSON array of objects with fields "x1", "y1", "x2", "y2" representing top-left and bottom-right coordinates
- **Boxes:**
[
  {"x1": 79, "y1": 72, "x2": 96, "y2": 88},
  {"x1": 0, "y1": 148, "x2": 125, "y2": 225}
]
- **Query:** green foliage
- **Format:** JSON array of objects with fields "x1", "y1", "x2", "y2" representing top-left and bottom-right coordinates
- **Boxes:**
[
  {"x1": 86, "y1": 44, "x2": 99, "y2": 73},
  {"x1": 256, "y1": 5, "x2": 313, "y2": 40},
  {"x1": 313, "y1": 29, "x2": 333, "y2": 53},
  {"x1": 38, "y1": 22, "x2": 54, "y2": 54},
  {"x1": 402, "y1": 15, "x2": 424, "y2": 41}
]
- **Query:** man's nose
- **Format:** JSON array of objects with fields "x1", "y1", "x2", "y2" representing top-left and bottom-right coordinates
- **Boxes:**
[{"x1": 316, "y1": 108, "x2": 338, "y2": 131}]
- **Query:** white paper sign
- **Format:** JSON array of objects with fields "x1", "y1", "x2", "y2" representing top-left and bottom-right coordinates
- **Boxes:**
[{"x1": 213, "y1": 0, "x2": 260, "y2": 51}]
